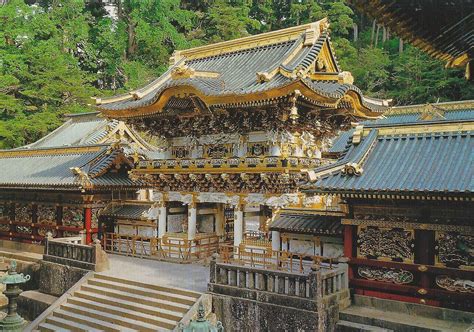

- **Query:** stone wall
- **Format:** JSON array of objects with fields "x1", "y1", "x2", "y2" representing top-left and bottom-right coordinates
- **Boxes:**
[
  {"x1": 212, "y1": 293, "x2": 318, "y2": 331},
  {"x1": 18, "y1": 291, "x2": 57, "y2": 322},
  {"x1": 209, "y1": 258, "x2": 350, "y2": 331},
  {"x1": 38, "y1": 260, "x2": 89, "y2": 297}
]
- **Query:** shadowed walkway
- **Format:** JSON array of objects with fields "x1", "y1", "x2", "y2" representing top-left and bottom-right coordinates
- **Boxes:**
[{"x1": 102, "y1": 254, "x2": 210, "y2": 292}]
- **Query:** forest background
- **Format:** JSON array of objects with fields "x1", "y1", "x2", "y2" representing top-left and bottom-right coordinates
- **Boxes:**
[{"x1": 1, "y1": 0, "x2": 473, "y2": 148}]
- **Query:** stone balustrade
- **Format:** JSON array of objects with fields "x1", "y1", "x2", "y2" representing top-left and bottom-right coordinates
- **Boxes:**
[
  {"x1": 209, "y1": 254, "x2": 350, "y2": 330},
  {"x1": 43, "y1": 234, "x2": 109, "y2": 272}
]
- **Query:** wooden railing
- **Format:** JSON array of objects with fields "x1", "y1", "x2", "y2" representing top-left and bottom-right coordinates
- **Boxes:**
[
  {"x1": 242, "y1": 231, "x2": 271, "y2": 248},
  {"x1": 219, "y1": 244, "x2": 335, "y2": 274},
  {"x1": 103, "y1": 232, "x2": 220, "y2": 262}
]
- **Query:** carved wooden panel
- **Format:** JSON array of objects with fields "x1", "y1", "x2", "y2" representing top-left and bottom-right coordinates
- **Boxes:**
[
  {"x1": 62, "y1": 206, "x2": 83, "y2": 227},
  {"x1": 358, "y1": 266, "x2": 414, "y2": 284},
  {"x1": 435, "y1": 232, "x2": 473, "y2": 270},
  {"x1": 357, "y1": 226, "x2": 414, "y2": 262},
  {"x1": 15, "y1": 203, "x2": 32, "y2": 223},
  {"x1": 435, "y1": 275, "x2": 473, "y2": 294},
  {"x1": 37, "y1": 205, "x2": 57, "y2": 224}
]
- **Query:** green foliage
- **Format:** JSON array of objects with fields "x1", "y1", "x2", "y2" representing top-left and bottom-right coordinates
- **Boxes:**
[{"x1": 0, "y1": 0, "x2": 472, "y2": 149}]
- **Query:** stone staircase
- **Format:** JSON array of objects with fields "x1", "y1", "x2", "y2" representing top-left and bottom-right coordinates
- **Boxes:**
[
  {"x1": 337, "y1": 295, "x2": 474, "y2": 332},
  {"x1": 30, "y1": 273, "x2": 202, "y2": 331}
]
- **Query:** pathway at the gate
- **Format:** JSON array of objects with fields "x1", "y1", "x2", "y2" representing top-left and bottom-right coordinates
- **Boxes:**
[{"x1": 104, "y1": 254, "x2": 210, "y2": 292}]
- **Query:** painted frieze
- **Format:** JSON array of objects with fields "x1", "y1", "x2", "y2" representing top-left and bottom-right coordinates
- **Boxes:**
[
  {"x1": 358, "y1": 266, "x2": 414, "y2": 284},
  {"x1": 435, "y1": 275, "x2": 473, "y2": 294}
]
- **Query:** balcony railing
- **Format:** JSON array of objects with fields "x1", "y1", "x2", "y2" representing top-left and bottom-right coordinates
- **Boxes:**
[
  {"x1": 209, "y1": 254, "x2": 349, "y2": 313},
  {"x1": 103, "y1": 232, "x2": 220, "y2": 262},
  {"x1": 219, "y1": 244, "x2": 337, "y2": 274},
  {"x1": 136, "y1": 156, "x2": 322, "y2": 172}
]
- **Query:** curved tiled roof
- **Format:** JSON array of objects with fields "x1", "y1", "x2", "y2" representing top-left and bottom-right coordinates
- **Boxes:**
[
  {"x1": 270, "y1": 212, "x2": 343, "y2": 236},
  {"x1": 0, "y1": 146, "x2": 145, "y2": 191},
  {"x1": 309, "y1": 131, "x2": 473, "y2": 194},
  {"x1": 303, "y1": 107, "x2": 474, "y2": 196},
  {"x1": 22, "y1": 113, "x2": 116, "y2": 149},
  {"x1": 100, "y1": 202, "x2": 154, "y2": 220},
  {"x1": 96, "y1": 20, "x2": 388, "y2": 117}
]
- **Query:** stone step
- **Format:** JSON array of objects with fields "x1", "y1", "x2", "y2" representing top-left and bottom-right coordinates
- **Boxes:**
[
  {"x1": 44, "y1": 315, "x2": 102, "y2": 332},
  {"x1": 336, "y1": 320, "x2": 394, "y2": 332},
  {"x1": 73, "y1": 289, "x2": 184, "y2": 321},
  {"x1": 87, "y1": 277, "x2": 197, "y2": 306},
  {"x1": 67, "y1": 296, "x2": 178, "y2": 329},
  {"x1": 80, "y1": 283, "x2": 190, "y2": 313},
  {"x1": 94, "y1": 273, "x2": 201, "y2": 299},
  {"x1": 52, "y1": 308, "x2": 134, "y2": 332},
  {"x1": 340, "y1": 306, "x2": 472, "y2": 332},
  {"x1": 353, "y1": 294, "x2": 474, "y2": 324},
  {"x1": 60, "y1": 302, "x2": 171, "y2": 331},
  {"x1": 38, "y1": 322, "x2": 70, "y2": 332}
]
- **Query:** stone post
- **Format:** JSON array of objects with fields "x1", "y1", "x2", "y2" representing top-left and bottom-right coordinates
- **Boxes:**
[
  {"x1": 310, "y1": 263, "x2": 327, "y2": 332},
  {"x1": 187, "y1": 203, "x2": 197, "y2": 241},
  {"x1": 79, "y1": 230, "x2": 86, "y2": 245},
  {"x1": 93, "y1": 238, "x2": 110, "y2": 272},
  {"x1": 271, "y1": 230, "x2": 281, "y2": 251},
  {"x1": 233, "y1": 205, "x2": 244, "y2": 248},
  {"x1": 215, "y1": 204, "x2": 225, "y2": 237},
  {"x1": 44, "y1": 232, "x2": 53, "y2": 255},
  {"x1": 209, "y1": 253, "x2": 219, "y2": 285},
  {"x1": 158, "y1": 203, "x2": 167, "y2": 239}
]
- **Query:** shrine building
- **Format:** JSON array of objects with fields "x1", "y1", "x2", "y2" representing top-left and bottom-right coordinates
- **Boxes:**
[
  {"x1": 0, "y1": 112, "x2": 150, "y2": 245},
  {"x1": 302, "y1": 100, "x2": 474, "y2": 311},
  {"x1": 96, "y1": 19, "x2": 388, "y2": 260}
]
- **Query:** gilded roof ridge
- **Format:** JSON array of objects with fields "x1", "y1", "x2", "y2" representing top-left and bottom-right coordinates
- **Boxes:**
[
  {"x1": 386, "y1": 99, "x2": 474, "y2": 115},
  {"x1": 0, "y1": 144, "x2": 109, "y2": 158},
  {"x1": 186, "y1": 39, "x2": 297, "y2": 64},
  {"x1": 171, "y1": 19, "x2": 328, "y2": 63}
]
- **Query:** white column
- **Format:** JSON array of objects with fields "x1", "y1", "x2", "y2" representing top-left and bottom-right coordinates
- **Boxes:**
[
  {"x1": 188, "y1": 203, "x2": 197, "y2": 240},
  {"x1": 233, "y1": 205, "x2": 244, "y2": 248},
  {"x1": 215, "y1": 204, "x2": 225, "y2": 237},
  {"x1": 272, "y1": 231, "x2": 281, "y2": 251},
  {"x1": 158, "y1": 204, "x2": 167, "y2": 239}
]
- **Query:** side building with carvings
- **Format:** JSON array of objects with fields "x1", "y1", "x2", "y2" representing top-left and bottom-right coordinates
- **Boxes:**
[
  {"x1": 0, "y1": 112, "x2": 150, "y2": 244},
  {"x1": 95, "y1": 19, "x2": 388, "y2": 261},
  {"x1": 302, "y1": 100, "x2": 474, "y2": 311}
]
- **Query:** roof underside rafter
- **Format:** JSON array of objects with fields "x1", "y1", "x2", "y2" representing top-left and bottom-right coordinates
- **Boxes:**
[{"x1": 348, "y1": 0, "x2": 474, "y2": 78}]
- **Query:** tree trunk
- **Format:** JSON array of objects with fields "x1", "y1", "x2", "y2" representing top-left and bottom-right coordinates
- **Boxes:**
[
  {"x1": 375, "y1": 24, "x2": 381, "y2": 47},
  {"x1": 116, "y1": 0, "x2": 122, "y2": 19},
  {"x1": 127, "y1": 21, "x2": 137, "y2": 59},
  {"x1": 382, "y1": 26, "x2": 387, "y2": 43},
  {"x1": 399, "y1": 38, "x2": 404, "y2": 54},
  {"x1": 353, "y1": 23, "x2": 358, "y2": 42},
  {"x1": 370, "y1": 19, "x2": 376, "y2": 47}
]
